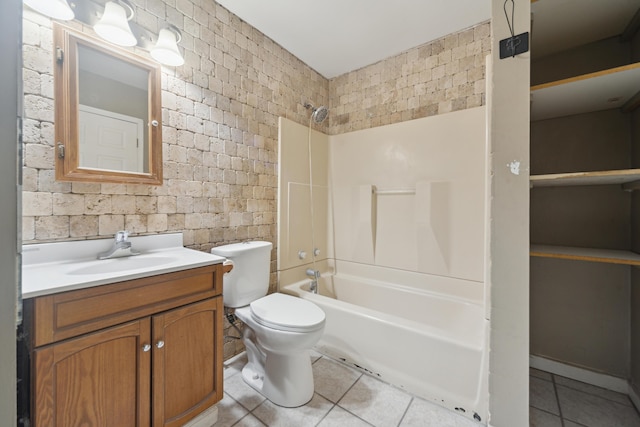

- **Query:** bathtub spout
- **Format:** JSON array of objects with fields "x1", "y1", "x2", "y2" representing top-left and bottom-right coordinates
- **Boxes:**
[{"x1": 309, "y1": 279, "x2": 318, "y2": 294}]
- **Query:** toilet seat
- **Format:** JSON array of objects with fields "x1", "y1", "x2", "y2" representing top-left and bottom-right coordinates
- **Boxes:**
[{"x1": 250, "y1": 293, "x2": 325, "y2": 333}]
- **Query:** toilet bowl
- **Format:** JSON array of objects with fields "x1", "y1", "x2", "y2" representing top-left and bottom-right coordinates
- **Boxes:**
[{"x1": 211, "y1": 241, "x2": 325, "y2": 407}]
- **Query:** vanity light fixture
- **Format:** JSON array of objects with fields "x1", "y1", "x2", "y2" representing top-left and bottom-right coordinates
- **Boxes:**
[
  {"x1": 94, "y1": 0, "x2": 137, "y2": 47},
  {"x1": 23, "y1": 0, "x2": 74, "y2": 20},
  {"x1": 150, "y1": 25, "x2": 185, "y2": 67}
]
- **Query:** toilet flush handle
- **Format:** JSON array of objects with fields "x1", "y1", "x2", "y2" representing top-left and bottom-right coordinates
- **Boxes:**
[{"x1": 223, "y1": 259, "x2": 234, "y2": 275}]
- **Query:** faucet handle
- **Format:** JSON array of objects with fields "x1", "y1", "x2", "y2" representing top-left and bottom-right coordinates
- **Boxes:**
[{"x1": 115, "y1": 230, "x2": 129, "y2": 242}]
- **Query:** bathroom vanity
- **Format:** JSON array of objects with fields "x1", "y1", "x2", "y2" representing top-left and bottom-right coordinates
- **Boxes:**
[{"x1": 21, "y1": 233, "x2": 228, "y2": 427}]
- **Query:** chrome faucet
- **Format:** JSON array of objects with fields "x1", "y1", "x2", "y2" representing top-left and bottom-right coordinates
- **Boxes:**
[
  {"x1": 97, "y1": 231, "x2": 140, "y2": 260},
  {"x1": 305, "y1": 268, "x2": 320, "y2": 294}
]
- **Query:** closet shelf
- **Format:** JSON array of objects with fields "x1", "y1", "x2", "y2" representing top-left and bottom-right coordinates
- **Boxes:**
[
  {"x1": 530, "y1": 169, "x2": 640, "y2": 188},
  {"x1": 530, "y1": 62, "x2": 640, "y2": 121},
  {"x1": 530, "y1": 245, "x2": 640, "y2": 266}
]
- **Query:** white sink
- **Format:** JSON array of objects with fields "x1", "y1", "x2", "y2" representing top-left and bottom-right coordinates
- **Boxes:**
[
  {"x1": 22, "y1": 233, "x2": 225, "y2": 298},
  {"x1": 67, "y1": 256, "x2": 176, "y2": 275}
]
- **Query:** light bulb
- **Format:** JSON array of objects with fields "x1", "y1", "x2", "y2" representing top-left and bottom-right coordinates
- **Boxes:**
[
  {"x1": 94, "y1": 1, "x2": 137, "y2": 47},
  {"x1": 151, "y1": 27, "x2": 184, "y2": 66},
  {"x1": 24, "y1": 0, "x2": 74, "y2": 20}
]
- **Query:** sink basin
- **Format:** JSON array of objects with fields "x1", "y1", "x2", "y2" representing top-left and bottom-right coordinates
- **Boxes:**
[{"x1": 67, "y1": 256, "x2": 175, "y2": 275}]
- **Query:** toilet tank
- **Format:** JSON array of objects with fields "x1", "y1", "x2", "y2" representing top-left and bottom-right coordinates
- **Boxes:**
[{"x1": 211, "y1": 241, "x2": 273, "y2": 308}]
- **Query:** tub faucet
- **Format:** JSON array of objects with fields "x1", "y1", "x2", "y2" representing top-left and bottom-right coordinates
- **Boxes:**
[
  {"x1": 306, "y1": 268, "x2": 320, "y2": 294},
  {"x1": 98, "y1": 231, "x2": 140, "y2": 259}
]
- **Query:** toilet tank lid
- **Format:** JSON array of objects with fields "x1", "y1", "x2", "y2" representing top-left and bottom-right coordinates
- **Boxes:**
[{"x1": 211, "y1": 241, "x2": 272, "y2": 257}]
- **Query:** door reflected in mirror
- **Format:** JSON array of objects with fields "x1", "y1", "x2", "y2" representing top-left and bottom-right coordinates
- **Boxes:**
[{"x1": 54, "y1": 23, "x2": 162, "y2": 185}]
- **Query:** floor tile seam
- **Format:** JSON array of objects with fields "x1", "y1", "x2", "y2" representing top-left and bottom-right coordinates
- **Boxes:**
[
  {"x1": 332, "y1": 367, "x2": 365, "y2": 406},
  {"x1": 555, "y1": 382, "x2": 635, "y2": 408},
  {"x1": 326, "y1": 355, "x2": 415, "y2": 403},
  {"x1": 633, "y1": 398, "x2": 640, "y2": 417},
  {"x1": 395, "y1": 396, "x2": 415, "y2": 427},
  {"x1": 222, "y1": 390, "x2": 262, "y2": 421},
  {"x1": 315, "y1": 386, "x2": 359, "y2": 407},
  {"x1": 231, "y1": 412, "x2": 267, "y2": 427},
  {"x1": 561, "y1": 407, "x2": 640, "y2": 427},
  {"x1": 312, "y1": 355, "x2": 365, "y2": 404},
  {"x1": 318, "y1": 350, "x2": 423, "y2": 404},
  {"x1": 560, "y1": 419, "x2": 589, "y2": 427},
  {"x1": 228, "y1": 388, "x2": 267, "y2": 414},
  {"x1": 551, "y1": 374, "x2": 565, "y2": 423},
  {"x1": 551, "y1": 374, "x2": 633, "y2": 406},
  {"x1": 528, "y1": 401, "x2": 560, "y2": 416},
  {"x1": 333, "y1": 401, "x2": 378, "y2": 426},
  {"x1": 530, "y1": 374, "x2": 554, "y2": 383},
  {"x1": 529, "y1": 405, "x2": 562, "y2": 419},
  {"x1": 313, "y1": 401, "x2": 337, "y2": 426}
]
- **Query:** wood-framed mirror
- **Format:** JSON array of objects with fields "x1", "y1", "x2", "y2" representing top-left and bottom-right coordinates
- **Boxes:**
[{"x1": 54, "y1": 23, "x2": 163, "y2": 185}]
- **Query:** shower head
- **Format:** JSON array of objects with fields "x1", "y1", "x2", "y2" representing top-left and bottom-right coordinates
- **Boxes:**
[
  {"x1": 304, "y1": 102, "x2": 329, "y2": 124},
  {"x1": 312, "y1": 106, "x2": 328, "y2": 124}
]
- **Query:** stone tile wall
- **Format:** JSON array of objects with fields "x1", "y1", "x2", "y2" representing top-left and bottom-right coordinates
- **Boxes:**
[
  {"x1": 328, "y1": 21, "x2": 491, "y2": 135},
  {"x1": 22, "y1": 2, "x2": 328, "y2": 248},
  {"x1": 21, "y1": 1, "x2": 489, "y2": 359}
]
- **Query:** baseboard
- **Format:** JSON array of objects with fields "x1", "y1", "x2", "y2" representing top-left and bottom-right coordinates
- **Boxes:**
[{"x1": 529, "y1": 355, "x2": 628, "y2": 394}]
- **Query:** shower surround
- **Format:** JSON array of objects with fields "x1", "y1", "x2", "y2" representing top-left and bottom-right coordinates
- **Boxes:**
[{"x1": 278, "y1": 106, "x2": 489, "y2": 422}]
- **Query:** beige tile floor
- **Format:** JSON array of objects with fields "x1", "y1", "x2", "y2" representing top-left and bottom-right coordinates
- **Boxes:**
[
  {"x1": 217, "y1": 351, "x2": 481, "y2": 427},
  {"x1": 529, "y1": 368, "x2": 640, "y2": 427}
]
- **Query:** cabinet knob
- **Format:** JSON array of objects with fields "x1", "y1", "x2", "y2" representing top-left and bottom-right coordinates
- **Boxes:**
[
  {"x1": 156, "y1": 340, "x2": 165, "y2": 349},
  {"x1": 142, "y1": 344, "x2": 151, "y2": 352}
]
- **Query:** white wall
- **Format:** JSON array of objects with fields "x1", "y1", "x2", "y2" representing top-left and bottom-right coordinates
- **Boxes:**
[
  {"x1": 330, "y1": 107, "x2": 487, "y2": 284},
  {"x1": 487, "y1": 0, "x2": 531, "y2": 425},
  {"x1": 0, "y1": 0, "x2": 20, "y2": 425},
  {"x1": 277, "y1": 118, "x2": 332, "y2": 275},
  {"x1": 278, "y1": 108, "x2": 488, "y2": 291}
]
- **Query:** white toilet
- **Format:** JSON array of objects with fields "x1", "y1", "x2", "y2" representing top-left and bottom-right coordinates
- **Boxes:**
[{"x1": 211, "y1": 241, "x2": 325, "y2": 407}]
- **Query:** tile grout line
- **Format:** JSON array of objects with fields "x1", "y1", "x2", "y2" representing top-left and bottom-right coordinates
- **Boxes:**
[
  {"x1": 395, "y1": 396, "x2": 414, "y2": 427},
  {"x1": 554, "y1": 381, "x2": 635, "y2": 408},
  {"x1": 551, "y1": 374, "x2": 566, "y2": 427},
  {"x1": 313, "y1": 401, "x2": 337, "y2": 427},
  {"x1": 311, "y1": 356, "x2": 377, "y2": 426}
]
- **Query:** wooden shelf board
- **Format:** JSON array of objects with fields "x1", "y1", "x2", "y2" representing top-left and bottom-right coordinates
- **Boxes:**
[
  {"x1": 531, "y1": 63, "x2": 640, "y2": 121},
  {"x1": 530, "y1": 169, "x2": 640, "y2": 187},
  {"x1": 530, "y1": 245, "x2": 640, "y2": 266}
]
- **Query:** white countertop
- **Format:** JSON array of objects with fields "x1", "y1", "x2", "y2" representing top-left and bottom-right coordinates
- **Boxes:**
[{"x1": 22, "y1": 233, "x2": 225, "y2": 299}]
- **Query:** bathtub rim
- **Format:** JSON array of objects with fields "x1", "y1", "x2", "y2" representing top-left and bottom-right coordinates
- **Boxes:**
[
  {"x1": 278, "y1": 259, "x2": 485, "y2": 306},
  {"x1": 281, "y1": 278, "x2": 485, "y2": 351}
]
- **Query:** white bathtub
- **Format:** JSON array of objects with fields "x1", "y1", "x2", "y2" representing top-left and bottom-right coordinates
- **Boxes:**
[{"x1": 281, "y1": 262, "x2": 488, "y2": 423}]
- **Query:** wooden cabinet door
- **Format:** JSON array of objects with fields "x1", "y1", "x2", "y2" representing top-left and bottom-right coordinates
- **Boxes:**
[
  {"x1": 33, "y1": 319, "x2": 151, "y2": 427},
  {"x1": 152, "y1": 297, "x2": 223, "y2": 427}
]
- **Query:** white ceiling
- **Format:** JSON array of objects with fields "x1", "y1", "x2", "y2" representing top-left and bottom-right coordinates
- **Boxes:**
[
  {"x1": 216, "y1": 0, "x2": 640, "y2": 79},
  {"x1": 215, "y1": 0, "x2": 491, "y2": 78}
]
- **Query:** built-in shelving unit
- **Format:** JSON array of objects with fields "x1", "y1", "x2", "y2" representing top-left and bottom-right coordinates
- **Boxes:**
[
  {"x1": 531, "y1": 63, "x2": 640, "y2": 121},
  {"x1": 530, "y1": 169, "x2": 640, "y2": 188},
  {"x1": 530, "y1": 62, "x2": 640, "y2": 265},
  {"x1": 530, "y1": 245, "x2": 640, "y2": 266},
  {"x1": 529, "y1": 0, "x2": 640, "y2": 401}
]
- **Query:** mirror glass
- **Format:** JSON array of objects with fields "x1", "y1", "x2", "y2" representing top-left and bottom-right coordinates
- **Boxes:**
[{"x1": 54, "y1": 23, "x2": 163, "y2": 185}]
